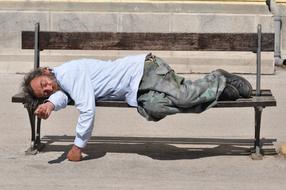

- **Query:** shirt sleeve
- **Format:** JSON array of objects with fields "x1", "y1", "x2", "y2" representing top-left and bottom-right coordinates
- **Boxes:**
[
  {"x1": 66, "y1": 68, "x2": 96, "y2": 148},
  {"x1": 47, "y1": 90, "x2": 69, "y2": 111}
]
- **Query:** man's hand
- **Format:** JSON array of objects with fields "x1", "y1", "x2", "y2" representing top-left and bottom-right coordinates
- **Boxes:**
[
  {"x1": 67, "y1": 145, "x2": 82, "y2": 162},
  {"x1": 34, "y1": 101, "x2": 55, "y2": 119}
]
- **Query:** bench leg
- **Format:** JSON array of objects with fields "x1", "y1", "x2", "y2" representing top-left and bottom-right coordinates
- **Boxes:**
[
  {"x1": 25, "y1": 107, "x2": 45, "y2": 155},
  {"x1": 251, "y1": 106, "x2": 264, "y2": 160}
]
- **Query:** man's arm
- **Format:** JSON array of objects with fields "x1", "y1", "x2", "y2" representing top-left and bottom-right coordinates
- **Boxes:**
[
  {"x1": 68, "y1": 72, "x2": 96, "y2": 149},
  {"x1": 60, "y1": 67, "x2": 96, "y2": 161},
  {"x1": 34, "y1": 90, "x2": 69, "y2": 119}
]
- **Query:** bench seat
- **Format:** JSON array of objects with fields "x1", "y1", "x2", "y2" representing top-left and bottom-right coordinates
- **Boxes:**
[{"x1": 12, "y1": 89, "x2": 276, "y2": 108}]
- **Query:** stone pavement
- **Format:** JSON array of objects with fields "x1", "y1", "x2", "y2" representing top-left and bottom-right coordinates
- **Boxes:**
[{"x1": 1, "y1": 67, "x2": 286, "y2": 190}]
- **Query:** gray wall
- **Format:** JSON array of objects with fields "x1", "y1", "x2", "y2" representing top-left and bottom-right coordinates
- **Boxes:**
[{"x1": 0, "y1": 0, "x2": 281, "y2": 74}]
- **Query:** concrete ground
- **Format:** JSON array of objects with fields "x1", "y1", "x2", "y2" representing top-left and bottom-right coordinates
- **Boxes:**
[{"x1": 1, "y1": 67, "x2": 286, "y2": 190}]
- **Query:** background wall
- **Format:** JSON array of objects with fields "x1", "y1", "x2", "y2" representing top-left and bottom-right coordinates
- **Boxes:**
[{"x1": 0, "y1": 0, "x2": 284, "y2": 74}]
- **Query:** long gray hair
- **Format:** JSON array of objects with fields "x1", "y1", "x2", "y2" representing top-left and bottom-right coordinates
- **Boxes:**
[{"x1": 22, "y1": 67, "x2": 49, "y2": 109}]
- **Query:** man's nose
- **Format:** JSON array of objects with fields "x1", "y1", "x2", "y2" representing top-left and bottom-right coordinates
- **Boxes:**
[{"x1": 44, "y1": 84, "x2": 53, "y2": 92}]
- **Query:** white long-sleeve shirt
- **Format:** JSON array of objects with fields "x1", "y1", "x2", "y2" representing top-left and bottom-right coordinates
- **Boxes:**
[{"x1": 47, "y1": 54, "x2": 147, "y2": 148}]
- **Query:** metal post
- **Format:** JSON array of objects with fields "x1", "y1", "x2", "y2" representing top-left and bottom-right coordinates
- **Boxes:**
[
  {"x1": 26, "y1": 108, "x2": 36, "y2": 150},
  {"x1": 25, "y1": 106, "x2": 45, "y2": 154},
  {"x1": 254, "y1": 107, "x2": 263, "y2": 149},
  {"x1": 25, "y1": 23, "x2": 45, "y2": 154},
  {"x1": 251, "y1": 107, "x2": 263, "y2": 160},
  {"x1": 251, "y1": 24, "x2": 263, "y2": 160},
  {"x1": 256, "y1": 24, "x2": 261, "y2": 96},
  {"x1": 35, "y1": 117, "x2": 42, "y2": 146},
  {"x1": 34, "y1": 23, "x2": 40, "y2": 69}
]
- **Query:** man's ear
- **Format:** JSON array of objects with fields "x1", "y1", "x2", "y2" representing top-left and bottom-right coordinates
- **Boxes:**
[{"x1": 41, "y1": 67, "x2": 51, "y2": 75}]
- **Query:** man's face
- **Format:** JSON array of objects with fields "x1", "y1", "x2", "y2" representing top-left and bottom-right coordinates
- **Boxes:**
[{"x1": 30, "y1": 74, "x2": 59, "y2": 98}]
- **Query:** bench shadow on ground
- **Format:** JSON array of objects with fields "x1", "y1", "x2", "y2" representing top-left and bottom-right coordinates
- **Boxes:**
[{"x1": 42, "y1": 136, "x2": 277, "y2": 164}]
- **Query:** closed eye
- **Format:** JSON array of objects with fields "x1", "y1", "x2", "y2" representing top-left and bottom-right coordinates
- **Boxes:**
[
  {"x1": 40, "y1": 80, "x2": 48, "y2": 97},
  {"x1": 40, "y1": 80, "x2": 47, "y2": 88}
]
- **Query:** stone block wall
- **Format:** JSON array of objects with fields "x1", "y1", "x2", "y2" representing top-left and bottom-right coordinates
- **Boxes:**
[{"x1": 0, "y1": 0, "x2": 281, "y2": 74}]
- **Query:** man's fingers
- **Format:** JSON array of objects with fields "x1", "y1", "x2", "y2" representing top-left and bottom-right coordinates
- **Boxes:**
[
  {"x1": 42, "y1": 109, "x2": 51, "y2": 119},
  {"x1": 35, "y1": 105, "x2": 43, "y2": 114},
  {"x1": 34, "y1": 107, "x2": 46, "y2": 119},
  {"x1": 34, "y1": 103, "x2": 52, "y2": 119},
  {"x1": 36, "y1": 113, "x2": 47, "y2": 119},
  {"x1": 43, "y1": 111, "x2": 50, "y2": 119},
  {"x1": 34, "y1": 108, "x2": 39, "y2": 115},
  {"x1": 35, "y1": 111, "x2": 44, "y2": 119}
]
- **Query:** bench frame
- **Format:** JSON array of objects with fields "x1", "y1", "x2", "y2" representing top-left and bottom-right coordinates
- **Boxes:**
[{"x1": 12, "y1": 23, "x2": 277, "y2": 160}]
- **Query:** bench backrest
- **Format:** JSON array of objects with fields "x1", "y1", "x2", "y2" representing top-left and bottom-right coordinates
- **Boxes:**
[
  {"x1": 22, "y1": 31, "x2": 274, "y2": 51},
  {"x1": 21, "y1": 23, "x2": 275, "y2": 96}
]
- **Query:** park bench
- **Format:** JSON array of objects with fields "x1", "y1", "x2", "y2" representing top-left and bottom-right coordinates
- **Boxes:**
[{"x1": 12, "y1": 23, "x2": 276, "y2": 159}]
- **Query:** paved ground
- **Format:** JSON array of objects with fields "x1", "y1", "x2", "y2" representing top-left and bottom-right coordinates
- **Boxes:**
[{"x1": 1, "y1": 67, "x2": 286, "y2": 190}]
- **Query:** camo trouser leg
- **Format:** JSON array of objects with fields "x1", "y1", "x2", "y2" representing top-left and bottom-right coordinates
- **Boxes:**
[{"x1": 137, "y1": 54, "x2": 226, "y2": 121}]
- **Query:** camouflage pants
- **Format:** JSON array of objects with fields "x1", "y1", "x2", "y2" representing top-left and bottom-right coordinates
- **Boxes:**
[{"x1": 137, "y1": 54, "x2": 226, "y2": 121}]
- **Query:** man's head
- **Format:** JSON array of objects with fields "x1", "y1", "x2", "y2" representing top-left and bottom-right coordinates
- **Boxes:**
[{"x1": 22, "y1": 67, "x2": 59, "y2": 99}]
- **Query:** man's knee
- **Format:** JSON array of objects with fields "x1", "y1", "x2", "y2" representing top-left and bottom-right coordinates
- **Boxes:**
[{"x1": 137, "y1": 91, "x2": 179, "y2": 121}]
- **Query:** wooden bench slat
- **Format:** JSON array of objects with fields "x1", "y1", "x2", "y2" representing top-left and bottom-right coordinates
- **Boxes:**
[
  {"x1": 11, "y1": 92, "x2": 25, "y2": 103},
  {"x1": 12, "y1": 90, "x2": 277, "y2": 108},
  {"x1": 22, "y1": 31, "x2": 274, "y2": 51},
  {"x1": 215, "y1": 96, "x2": 277, "y2": 107}
]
